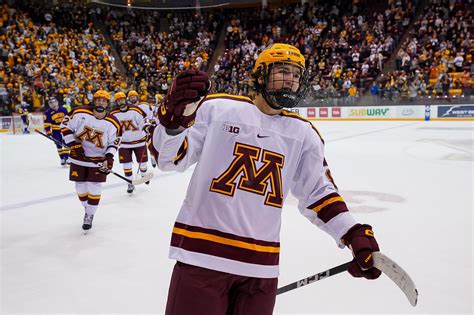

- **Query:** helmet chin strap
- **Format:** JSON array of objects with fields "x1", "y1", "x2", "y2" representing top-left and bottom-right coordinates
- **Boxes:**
[
  {"x1": 262, "y1": 88, "x2": 299, "y2": 110},
  {"x1": 94, "y1": 106, "x2": 107, "y2": 113}
]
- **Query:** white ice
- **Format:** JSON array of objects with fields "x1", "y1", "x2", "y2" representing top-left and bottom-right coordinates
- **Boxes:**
[{"x1": 1, "y1": 121, "x2": 473, "y2": 315}]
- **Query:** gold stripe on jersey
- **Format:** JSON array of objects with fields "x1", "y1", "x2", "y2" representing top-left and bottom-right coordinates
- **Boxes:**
[
  {"x1": 311, "y1": 196, "x2": 344, "y2": 213},
  {"x1": 129, "y1": 106, "x2": 146, "y2": 117},
  {"x1": 204, "y1": 93, "x2": 254, "y2": 104},
  {"x1": 61, "y1": 127, "x2": 73, "y2": 136},
  {"x1": 72, "y1": 108, "x2": 94, "y2": 117},
  {"x1": 173, "y1": 137, "x2": 188, "y2": 164},
  {"x1": 121, "y1": 136, "x2": 147, "y2": 145},
  {"x1": 105, "y1": 117, "x2": 121, "y2": 133},
  {"x1": 172, "y1": 227, "x2": 280, "y2": 253},
  {"x1": 110, "y1": 109, "x2": 120, "y2": 115}
]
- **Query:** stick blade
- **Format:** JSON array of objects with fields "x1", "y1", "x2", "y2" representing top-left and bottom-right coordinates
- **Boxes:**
[
  {"x1": 132, "y1": 172, "x2": 154, "y2": 185},
  {"x1": 373, "y1": 252, "x2": 418, "y2": 307}
]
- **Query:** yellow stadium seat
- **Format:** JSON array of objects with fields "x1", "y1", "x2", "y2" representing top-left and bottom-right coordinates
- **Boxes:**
[{"x1": 448, "y1": 89, "x2": 462, "y2": 96}]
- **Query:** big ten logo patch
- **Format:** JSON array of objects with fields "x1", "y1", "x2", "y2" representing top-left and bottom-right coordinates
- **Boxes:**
[{"x1": 222, "y1": 124, "x2": 240, "y2": 135}]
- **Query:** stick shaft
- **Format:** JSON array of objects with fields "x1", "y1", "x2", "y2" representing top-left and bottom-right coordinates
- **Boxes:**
[
  {"x1": 36, "y1": 129, "x2": 133, "y2": 184},
  {"x1": 277, "y1": 261, "x2": 350, "y2": 295}
]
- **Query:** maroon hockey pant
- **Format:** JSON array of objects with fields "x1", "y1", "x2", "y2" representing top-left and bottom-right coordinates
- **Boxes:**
[{"x1": 165, "y1": 261, "x2": 277, "y2": 315}]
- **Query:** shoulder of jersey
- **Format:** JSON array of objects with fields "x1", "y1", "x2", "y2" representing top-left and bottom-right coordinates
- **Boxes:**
[
  {"x1": 203, "y1": 93, "x2": 254, "y2": 105},
  {"x1": 105, "y1": 113, "x2": 122, "y2": 131},
  {"x1": 71, "y1": 105, "x2": 94, "y2": 116},
  {"x1": 280, "y1": 110, "x2": 324, "y2": 142},
  {"x1": 129, "y1": 105, "x2": 146, "y2": 116},
  {"x1": 279, "y1": 109, "x2": 311, "y2": 124},
  {"x1": 110, "y1": 108, "x2": 121, "y2": 115}
]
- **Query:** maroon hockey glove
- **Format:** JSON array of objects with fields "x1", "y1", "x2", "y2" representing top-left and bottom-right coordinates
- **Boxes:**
[
  {"x1": 342, "y1": 224, "x2": 382, "y2": 280},
  {"x1": 68, "y1": 141, "x2": 85, "y2": 160},
  {"x1": 143, "y1": 120, "x2": 157, "y2": 135},
  {"x1": 158, "y1": 69, "x2": 210, "y2": 129},
  {"x1": 99, "y1": 153, "x2": 114, "y2": 174}
]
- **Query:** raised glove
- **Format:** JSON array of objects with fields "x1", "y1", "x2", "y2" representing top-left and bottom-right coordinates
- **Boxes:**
[
  {"x1": 158, "y1": 69, "x2": 210, "y2": 129},
  {"x1": 68, "y1": 141, "x2": 85, "y2": 160},
  {"x1": 99, "y1": 153, "x2": 114, "y2": 174},
  {"x1": 342, "y1": 224, "x2": 381, "y2": 279}
]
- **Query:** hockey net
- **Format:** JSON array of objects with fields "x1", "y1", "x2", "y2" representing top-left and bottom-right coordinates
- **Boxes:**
[{"x1": 0, "y1": 113, "x2": 44, "y2": 134}]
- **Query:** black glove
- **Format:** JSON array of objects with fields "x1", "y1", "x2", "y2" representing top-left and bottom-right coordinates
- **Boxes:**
[
  {"x1": 158, "y1": 69, "x2": 210, "y2": 129},
  {"x1": 342, "y1": 224, "x2": 381, "y2": 280}
]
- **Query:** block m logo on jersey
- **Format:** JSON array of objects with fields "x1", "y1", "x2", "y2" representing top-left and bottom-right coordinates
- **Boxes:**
[
  {"x1": 121, "y1": 120, "x2": 138, "y2": 131},
  {"x1": 210, "y1": 143, "x2": 285, "y2": 208},
  {"x1": 76, "y1": 126, "x2": 104, "y2": 148}
]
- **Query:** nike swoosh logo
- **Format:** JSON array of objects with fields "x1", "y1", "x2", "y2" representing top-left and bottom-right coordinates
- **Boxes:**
[{"x1": 257, "y1": 134, "x2": 270, "y2": 138}]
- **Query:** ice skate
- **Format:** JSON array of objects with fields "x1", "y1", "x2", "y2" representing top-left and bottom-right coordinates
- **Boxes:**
[
  {"x1": 142, "y1": 174, "x2": 150, "y2": 185},
  {"x1": 60, "y1": 158, "x2": 67, "y2": 166},
  {"x1": 82, "y1": 214, "x2": 94, "y2": 230},
  {"x1": 127, "y1": 184, "x2": 135, "y2": 194}
]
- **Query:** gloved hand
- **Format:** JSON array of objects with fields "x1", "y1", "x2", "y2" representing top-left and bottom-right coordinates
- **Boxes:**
[
  {"x1": 99, "y1": 153, "x2": 114, "y2": 174},
  {"x1": 342, "y1": 224, "x2": 382, "y2": 280},
  {"x1": 68, "y1": 141, "x2": 85, "y2": 160},
  {"x1": 158, "y1": 69, "x2": 210, "y2": 129},
  {"x1": 143, "y1": 120, "x2": 157, "y2": 135}
]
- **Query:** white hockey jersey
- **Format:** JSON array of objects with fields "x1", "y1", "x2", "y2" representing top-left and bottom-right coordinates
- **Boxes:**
[
  {"x1": 110, "y1": 106, "x2": 147, "y2": 148},
  {"x1": 138, "y1": 102, "x2": 156, "y2": 121},
  {"x1": 61, "y1": 106, "x2": 121, "y2": 168},
  {"x1": 152, "y1": 94, "x2": 357, "y2": 278}
]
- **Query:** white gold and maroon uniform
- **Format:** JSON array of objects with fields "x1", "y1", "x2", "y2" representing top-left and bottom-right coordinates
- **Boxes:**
[
  {"x1": 110, "y1": 105, "x2": 147, "y2": 148},
  {"x1": 152, "y1": 94, "x2": 357, "y2": 278},
  {"x1": 60, "y1": 106, "x2": 121, "y2": 167},
  {"x1": 138, "y1": 102, "x2": 156, "y2": 122}
]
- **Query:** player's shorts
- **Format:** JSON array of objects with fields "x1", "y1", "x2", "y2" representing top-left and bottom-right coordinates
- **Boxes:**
[
  {"x1": 165, "y1": 261, "x2": 277, "y2": 315},
  {"x1": 119, "y1": 145, "x2": 148, "y2": 163},
  {"x1": 69, "y1": 163, "x2": 107, "y2": 182}
]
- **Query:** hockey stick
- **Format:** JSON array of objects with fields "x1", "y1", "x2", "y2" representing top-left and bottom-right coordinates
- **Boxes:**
[
  {"x1": 35, "y1": 130, "x2": 153, "y2": 185},
  {"x1": 372, "y1": 252, "x2": 418, "y2": 307},
  {"x1": 277, "y1": 252, "x2": 418, "y2": 307},
  {"x1": 134, "y1": 134, "x2": 151, "y2": 182},
  {"x1": 276, "y1": 261, "x2": 350, "y2": 295}
]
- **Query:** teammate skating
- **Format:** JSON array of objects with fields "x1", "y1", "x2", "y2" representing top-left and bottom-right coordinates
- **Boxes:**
[
  {"x1": 60, "y1": 89, "x2": 121, "y2": 231},
  {"x1": 110, "y1": 91, "x2": 149, "y2": 195}
]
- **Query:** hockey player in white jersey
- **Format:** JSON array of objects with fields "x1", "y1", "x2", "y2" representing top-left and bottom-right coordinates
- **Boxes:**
[
  {"x1": 137, "y1": 93, "x2": 159, "y2": 168},
  {"x1": 151, "y1": 44, "x2": 382, "y2": 315},
  {"x1": 60, "y1": 90, "x2": 121, "y2": 230},
  {"x1": 111, "y1": 91, "x2": 149, "y2": 194}
]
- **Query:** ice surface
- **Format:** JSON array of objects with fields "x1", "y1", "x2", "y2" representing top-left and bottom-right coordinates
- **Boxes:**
[{"x1": 1, "y1": 121, "x2": 472, "y2": 314}]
